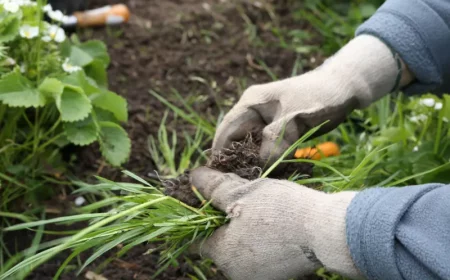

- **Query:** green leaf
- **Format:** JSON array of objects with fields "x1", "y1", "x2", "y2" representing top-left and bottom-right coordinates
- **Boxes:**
[
  {"x1": 78, "y1": 40, "x2": 110, "y2": 67},
  {"x1": 91, "y1": 90, "x2": 128, "y2": 122},
  {"x1": 442, "y1": 94, "x2": 450, "y2": 120},
  {"x1": 68, "y1": 40, "x2": 110, "y2": 68},
  {"x1": 64, "y1": 115, "x2": 99, "y2": 146},
  {"x1": 38, "y1": 78, "x2": 64, "y2": 98},
  {"x1": 84, "y1": 59, "x2": 108, "y2": 87},
  {"x1": 68, "y1": 46, "x2": 93, "y2": 67},
  {"x1": 56, "y1": 85, "x2": 92, "y2": 122},
  {"x1": 60, "y1": 71, "x2": 99, "y2": 95},
  {"x1": 0, "y1": 14, "x2": 20, "y2": 43},
  {"x1": 372, "y1": 127, "x2": 411, "y2": 145},
  {"x1": 94, "y1": 107, "x2": 118, "y2": 122},
  {"x1": 99, "y1": 121, "x2": 131, "y2": 166},
  {"x1": 0, "y1": 72, "x2": 46, "y2": 107},
  {"x1": 59, "y1": 39, "x2": 72, "y2": 57}
]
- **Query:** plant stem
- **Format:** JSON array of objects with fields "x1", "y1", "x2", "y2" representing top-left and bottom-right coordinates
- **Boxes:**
[{"x1": 22, "y1": 133, "x2": 64, "y2": 164}]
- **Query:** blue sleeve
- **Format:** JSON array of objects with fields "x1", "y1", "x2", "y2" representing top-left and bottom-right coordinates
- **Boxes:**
[
  {"x1": 346, "y1": 184, "x2": 450, "y2": 280},
  {"x1": 355, "y1": 0, "x2": 450, "y2": 95}
]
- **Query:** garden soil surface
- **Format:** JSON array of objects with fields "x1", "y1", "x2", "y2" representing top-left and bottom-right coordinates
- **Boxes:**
[{"x1": 25, "y1": 0, "x2": 325, "y2": 279}]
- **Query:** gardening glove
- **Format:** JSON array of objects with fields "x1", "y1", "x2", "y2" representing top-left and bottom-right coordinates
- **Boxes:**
[
  {"x1": 191, "y1": 167, "x2": 364, "y2": 280},
  {"x1": 214, "y1": 34, "x2": 414, "y2": 162}
]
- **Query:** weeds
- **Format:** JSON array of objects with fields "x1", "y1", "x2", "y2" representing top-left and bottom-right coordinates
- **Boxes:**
[
  {"x1": 296, "y1": 0, "x2": 381, "y2": 55},
  {"x1": 294, "y1": 93, "x2": 450, "y2": 192},
  {"x1": 0, "y1": 171, "x2": 226, "y2": 280},
  {"x1": 148, "y1": 112, "x2": 209, "y2": 178},
  {"x1": 4, "y1": 1, "x2": 450, "y2": 279},
  {"x1": 6, "y1": 91, "x2": 449, "y2": 279}
]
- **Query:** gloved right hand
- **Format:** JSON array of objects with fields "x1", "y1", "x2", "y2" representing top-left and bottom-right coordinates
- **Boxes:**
[
  {"x1": 191, "y1": 167, "x2": 363, "y2": 280},
  {"x1": 213, "y1": 35, "x2": 414, "y2": 162}
]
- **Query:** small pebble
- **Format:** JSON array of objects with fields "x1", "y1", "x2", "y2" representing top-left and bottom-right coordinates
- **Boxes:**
[{"x1": 75, "y1": 196, "x2": 86, "y2": 206}]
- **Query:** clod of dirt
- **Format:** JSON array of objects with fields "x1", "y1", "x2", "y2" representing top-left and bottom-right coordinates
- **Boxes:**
[
  {"x1": 163, "y1": 133, "x2": 314, "y2": 206},
  {"x1": 163, "y1": 171, "x2": 201, "y2": 207},
  {"x1": 207, "y1": 133, "x2": 264, "y2": 180}
]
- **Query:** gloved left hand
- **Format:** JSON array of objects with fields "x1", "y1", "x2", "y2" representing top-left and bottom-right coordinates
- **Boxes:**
[{"x1": 191, "y1": 167, "x2": 363, "y2": 280}]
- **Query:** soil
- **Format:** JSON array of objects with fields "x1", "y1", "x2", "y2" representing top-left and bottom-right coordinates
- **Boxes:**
[
  {"x1": 9, "y1": 0, "x2": 328, "y2": 279},
  {"x1": 164, "y1": 133, "x2": 314, "y2": 206},
  {"x1": 73, "y1": 0, "x2": 321, "y2": 182}
]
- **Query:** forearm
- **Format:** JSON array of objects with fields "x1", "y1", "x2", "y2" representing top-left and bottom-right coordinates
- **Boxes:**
[
  {"x1": 346, "y1": 184, "x2": 450, "y2": 280},
  {"x1": 356, "y1": 0, "x2": 450, "y2": 95}
]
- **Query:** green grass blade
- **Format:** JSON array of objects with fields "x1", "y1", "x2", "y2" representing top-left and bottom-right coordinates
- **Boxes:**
[
  {"x1": 4, "y1": 214, "x2": 109, "y2": 231},
  {"x1": 0, "y1": 197, "x2": 169, "y2": 280},
  {"x1": 77, "y1": 227, "x2": 146, "y2": 274},
  {"x1": 262, "y1": 122, "x2": 327, "y2": 178}
]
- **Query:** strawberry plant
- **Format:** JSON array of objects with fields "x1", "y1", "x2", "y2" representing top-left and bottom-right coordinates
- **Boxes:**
[
  {"x1": 0, "y1": 1, "x2": 130, "y2": 172},
  {"x1": 0, "y1": 0, "x2": 130, "y2": 225}
]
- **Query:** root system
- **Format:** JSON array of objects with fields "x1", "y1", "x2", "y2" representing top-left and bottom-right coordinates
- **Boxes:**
[{"x1": 163, "y1": 133, "x2": 314, "y2": 206}]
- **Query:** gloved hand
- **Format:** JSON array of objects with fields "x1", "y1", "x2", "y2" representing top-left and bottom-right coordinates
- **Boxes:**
[
  {"x1": 213, "y1": 35, "x2": 414, "y2": 162},
  {"x1": 191, "y1": 167, "x2": 363, "y2": 280}
]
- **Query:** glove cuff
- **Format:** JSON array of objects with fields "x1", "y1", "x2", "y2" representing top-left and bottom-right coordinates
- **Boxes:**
[
  {"x1": 305, "y1": 191, "x2": 364, "y2": 279},
  {"x1": 321, "y1": 35, "x2": 410, "y2": 108}
]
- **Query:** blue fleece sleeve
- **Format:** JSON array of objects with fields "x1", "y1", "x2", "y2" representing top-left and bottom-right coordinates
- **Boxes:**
[
  {"x1": 346, "y1": 184, "x2": 450, "y2": 280},
  {"x1": 355, "y1": 0, "x2": 450, "y2": 95}
]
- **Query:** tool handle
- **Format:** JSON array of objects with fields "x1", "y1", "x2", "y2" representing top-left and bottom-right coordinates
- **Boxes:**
[{"x1": 73, "y1": 4, "x2": 130, "y2": 27}]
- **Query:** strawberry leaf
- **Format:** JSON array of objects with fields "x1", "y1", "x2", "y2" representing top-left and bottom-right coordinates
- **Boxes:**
[
  {"x1": 91, "y1": 90, "x2": 128, "y2": 122},
  {"x1": 99, "y1": 121, "x2": 131, "y2": 166},
  {"x1": 55, "y1": 85, "x2": 92, "y2": 122},
  {"x1": 64, "y1": 115, "x2": 99, "y2": 146},
  {"x1": 0, "y1": 72, "x2": 46, "y2": 107}
]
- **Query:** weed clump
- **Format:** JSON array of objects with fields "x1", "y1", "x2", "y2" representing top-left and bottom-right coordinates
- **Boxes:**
[{"x1": 163, "y1": 133, "x2": 314, "y2": 206}]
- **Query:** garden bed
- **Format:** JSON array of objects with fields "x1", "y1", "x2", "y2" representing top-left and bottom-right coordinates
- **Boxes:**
[
  {"x1": 6, "y1": 1, "x2": 445, "y2": 279},
  {"x1": 74, "y1": 0, "x2": 319, "y2": 181},
  {"x1": 23, "y1": 0, "x2": 322, "y2": 279}
]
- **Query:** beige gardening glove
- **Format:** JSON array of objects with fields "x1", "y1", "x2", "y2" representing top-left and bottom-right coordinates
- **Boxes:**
[
  {"x1": 191, "y1": 167, "x2": 364, "y2": 280},
  {"x1": 214, "y1": 35, "x2": 414, "y2": 162}
]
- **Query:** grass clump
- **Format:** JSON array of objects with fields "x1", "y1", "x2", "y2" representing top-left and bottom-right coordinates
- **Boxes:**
[{"x1": 1, "y1": 171, "x2": 226, "y2": 280}]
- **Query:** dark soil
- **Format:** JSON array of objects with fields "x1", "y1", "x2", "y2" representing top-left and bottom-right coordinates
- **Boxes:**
[
  {"x1": 11, "y1": 0, "x2": 327, "y2": 279},
  {"x1": 73, "y1": 0, "x2": 321, "y2": 182},
  {"x1": 164, "y1": 133, "x2": 314, "y2": 206}
]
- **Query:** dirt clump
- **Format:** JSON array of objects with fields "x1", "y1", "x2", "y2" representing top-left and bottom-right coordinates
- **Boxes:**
[
  {"x1": 207, "y1": 133, "x2": 264, "y2": 180},
  {"x1": 163, "y1": 133, "x2": 314, "y2": 206}
]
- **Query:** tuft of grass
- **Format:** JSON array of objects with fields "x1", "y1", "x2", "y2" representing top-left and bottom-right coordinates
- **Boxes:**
[
  {"x1": 295, "y1": 0, "x2": 381, "y2": 55},
  {"x1": 292, "y1": 93, "x2": 450, "y2": 192},
  {"x1": 0, "y1": 171, "x2": 226, "y2": 280},
  {"x1": 148, "y1": 111, "x2": 209, "y2": 178},
  {"x1": 150, "y1": 89, "x2": 218, "y2": 138}
]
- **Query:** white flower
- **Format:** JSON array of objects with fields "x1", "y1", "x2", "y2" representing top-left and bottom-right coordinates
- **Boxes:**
[
  {"x1": 62, "y1": 58, "x2": 81, "y2": 73},
  {"x1": 43, "y1": 3, "x2": 52, "y2": 12},
  {"x1": 420, "y1": 98, "x2": 435, "y2": 107},
  {"x1": 20, "y1": 63, "x2": 27, "y2": 73},
  {"x1": 434, "y1": 102, "x2": 443, "y2": 110},
  {"x1": 17, "y1": 0, "x2": 36, "y2": 6},
  {"x1": 19, "y1": 25, "x2": 39, "y2": 39},
  {"x1": 410, "y1": 114, "x2": 428, "y2": 123},
  {"x1": 444, "y1": 117, "x2": 449, "y2": 123},
  {"x1": 47, "y1": 9, "x2": 66, "y2": 22},
  {"x1": 5, "y1": 57, "x2": 15, "y2": 66},
  {"x1": 413, "y1": 146, "x2": 419, "y2": 152},
  {"x1": 42, "y1": 25, "x2": 66, "y2": 43},
  {"x1": 3, "y1": 2, "x2": 19, "y2": 13}
]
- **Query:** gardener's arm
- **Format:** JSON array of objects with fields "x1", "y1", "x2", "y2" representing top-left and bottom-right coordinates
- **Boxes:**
[
  {"x1": 213, "y1": 0, "x2": 450, "y2": 162},
  {"x1": 357, "y1": 0, "x2": 450, "y2": 95},
  {"x1": 191, "y1": 168, "x2": 450, "y2": 280}
]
